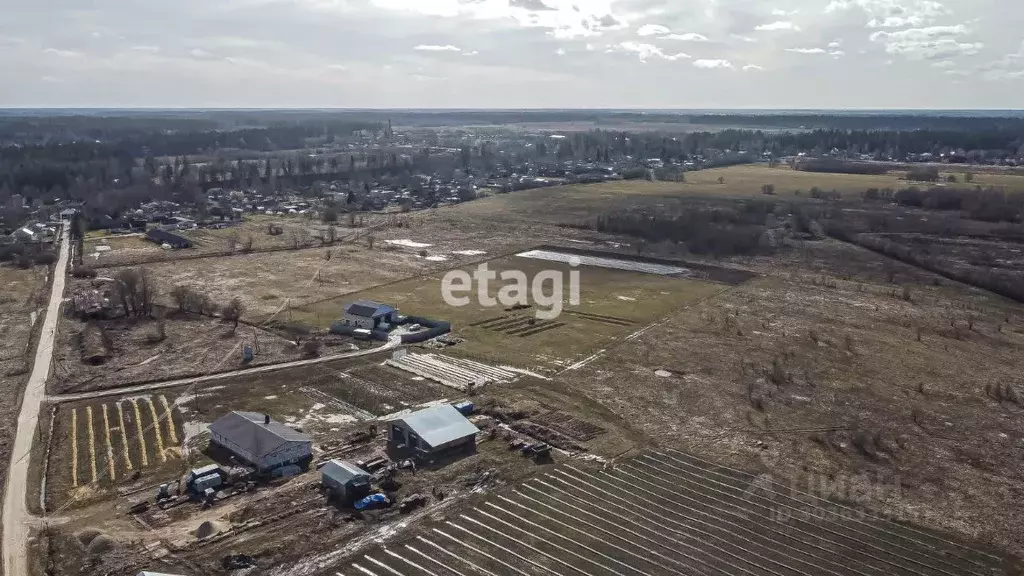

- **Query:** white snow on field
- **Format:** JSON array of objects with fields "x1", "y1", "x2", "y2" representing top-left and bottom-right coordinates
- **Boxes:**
[
  {"x1": 516, "y1": 249, "x2": 689, "y2": 276},
  {"x1": 424, "y1": 255, "x2": 448, "y2": 261},
  {"x1": 453, "y1": 249, "x2": 486, "y2": 256},
  {"x1": 617, "y1": 295, "x2": 637, "y2": 301},
  {"x1": 386, "y1": 239, "x2": 432, "y2": 248}
]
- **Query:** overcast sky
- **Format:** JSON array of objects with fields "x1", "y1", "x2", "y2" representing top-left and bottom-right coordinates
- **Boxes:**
[{"x1": 1, "y1": 0, "x2": 1022, "y2": 108}]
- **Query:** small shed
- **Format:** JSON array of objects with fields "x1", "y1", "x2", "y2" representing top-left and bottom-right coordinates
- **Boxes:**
[
  {"x1": 321, "y1": 460, "x2": 371, "y2": 502},
  {"x1": 387, "y1": 404, "x2": 479, "y2": 460}
]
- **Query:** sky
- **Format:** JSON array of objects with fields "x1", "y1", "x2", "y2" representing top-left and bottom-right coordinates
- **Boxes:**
[{"x1": 1, "y1": 0, "x2": 1022, "y2": 109}]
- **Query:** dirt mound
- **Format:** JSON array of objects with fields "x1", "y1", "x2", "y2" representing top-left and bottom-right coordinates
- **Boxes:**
[
  {"x1": 86, "y1": 534, "x2": 114, "y2": 554},
  {"x1": 76, "y1": 528, "x2": 102, "y2": 547},
  {"x1": 79, "y1": 322, "x2": 112, "y2": 365},
  {"x1": 194, "y1": 519, "x2": 226, "y2": 539}
]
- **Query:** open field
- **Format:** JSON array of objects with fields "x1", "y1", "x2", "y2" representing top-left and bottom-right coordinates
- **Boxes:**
[
  {"x1": 558, "y1": 237, "x2": 1024, "y2": 558},
  {"x1": 449, "y1": 164, "x2": 1024, "y2": 225},
  {"x1": 131, "y1": 245, "x2": 432, "y2": 321},
  {"x1": 339, "y1": 450, "x2": 1009, "y2": 576},
  {"x1": 48, "y1": 310, "x2": 304, "y2": 395},
  {"x1": 292, "y1": 253, "x2": 735, "y2": 372},
  {"x1": 33, "y1": 169, "x2": 1024, "y2": 576}
]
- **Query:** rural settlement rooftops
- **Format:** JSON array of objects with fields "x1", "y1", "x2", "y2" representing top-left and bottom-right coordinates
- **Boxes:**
[
  {"x1": 209, "y1": 411, "x2": 311, "y2": 459},
  {"x1": 394, "y1": 404, "x2": 479, "y2": 448},
  {"x1": 344, "y1": 300, "x2": 395, "y2": 318}
]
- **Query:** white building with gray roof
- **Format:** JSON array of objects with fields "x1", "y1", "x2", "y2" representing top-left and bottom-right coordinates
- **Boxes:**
[
  {"x1": 209, "y1": 411, "x2": 312, "y2": 472},
  {"x1": 387, "y1": 404, "x2": 479, "y2": 460}
]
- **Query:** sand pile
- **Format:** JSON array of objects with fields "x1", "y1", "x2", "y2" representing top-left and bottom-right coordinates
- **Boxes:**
[{"x1": 194, "y1": 519, "x2": 226, "y2": 539}]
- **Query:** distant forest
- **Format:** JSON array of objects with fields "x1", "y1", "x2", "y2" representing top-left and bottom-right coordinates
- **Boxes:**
[{"x1": 2, "y1": 111, "x2": 1024, "y2": 223}]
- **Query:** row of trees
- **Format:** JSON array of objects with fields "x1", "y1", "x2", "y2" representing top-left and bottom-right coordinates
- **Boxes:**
[{"x1": 585, "y1": 201, "x2": 778, "y2": 257}]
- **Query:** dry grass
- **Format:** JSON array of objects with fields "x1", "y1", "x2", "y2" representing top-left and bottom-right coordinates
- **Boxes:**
[
  {"x1": 558, "y1": 238, "x2": 1024, "y2": 557},
  {"x1": 293, "y1": 254, "x2": 730, "y2": 372}
]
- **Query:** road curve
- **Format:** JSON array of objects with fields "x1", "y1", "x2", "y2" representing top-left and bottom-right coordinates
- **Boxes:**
[
  {"x1": 3, "y1": 223, "x2": 70, "y2": 576},
  {"x1": 50, "y1": 334, "x2": 401, "y2": 403}
]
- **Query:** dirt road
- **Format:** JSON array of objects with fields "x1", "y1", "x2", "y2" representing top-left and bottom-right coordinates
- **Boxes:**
[
  {"x1": 3, "y1": 223, "x2": 69, "y2": 576},
  {"x1": 50, "y1": 333, "x2": 403, "y2": 403}
]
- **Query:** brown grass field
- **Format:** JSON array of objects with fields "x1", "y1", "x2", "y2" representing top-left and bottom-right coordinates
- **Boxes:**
[
  {"x1": 292, "y1": 254, "x2": 733, "y2": 372},
  {"x1": 36, "y1": 165, "x2": 1024, "y2": 575}
]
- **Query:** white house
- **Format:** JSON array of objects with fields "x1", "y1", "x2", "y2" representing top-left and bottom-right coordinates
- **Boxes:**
[
  {"x1": 340, "y1": 300, "x2": 398, "y2": 330},
  {"x1": 209, "y1": 411, "x2": 312, "y2": 473}
]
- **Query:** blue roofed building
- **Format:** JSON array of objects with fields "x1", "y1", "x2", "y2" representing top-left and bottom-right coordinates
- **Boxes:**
[{"x1": 387, "y1": 404, "x2": 479, "y2": 460}]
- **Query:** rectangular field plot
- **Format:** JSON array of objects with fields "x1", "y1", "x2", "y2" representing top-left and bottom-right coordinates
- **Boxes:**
[
  {"x1": 46, "y1": 394, "x2": 185, "y2": 511},
  {"x1": 293, "y1": 254, "x2": 734, "y2": 373},
  {"x1": 337, "y1": 449, "x2": 1007, "y2": 576}
]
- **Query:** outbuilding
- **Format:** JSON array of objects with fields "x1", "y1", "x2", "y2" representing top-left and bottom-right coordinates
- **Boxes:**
[
  {"x1": 209, "y1": 411, "x2": 312, "y2": 473},
  {"x1": 145, "y1": 228, "x2": 192, "y2": 249},
  {"x1": 340, "y1": 300, "x2": 397, "y2": 330},
  {"x1": 387, "y1": 404, "x2": 479, "y2": 460},
  {"x1": 320, "y1": 460, "x2": 371, "y2": 503}
]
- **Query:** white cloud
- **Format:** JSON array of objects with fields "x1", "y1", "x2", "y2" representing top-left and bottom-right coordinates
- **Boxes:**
[
  {"x1": 693, "y1": 59, "x2": 734, "y2": 69},
  {"x1": 978, "y1": 42, "x2": 1024, "y2": 80},
  {"x1": 413, "y1": 44, "x2": 461, "y2": 51},
  {"x1": 614, "y1": 42, "x2": 690, "y2": 62},
  {"x1": 462, "y1": 50, "x2": 479, "y2": 56},
  {"x1": 870, "y1": 25, "x2": 983, "y2": 60},
  {"x1": 43, "y1": 48, "x2": 82, "y2": 58},
  {"x1": 661, "y1": 33, "x2": 709, "y2": 42},
  {"x1": 931, "y1": 60, "x2": 955, "y2": 68},
  {"x1": 830, "y1": 50, "x2": 846, "y2": 57},
  {"x1": 326, "y1": 64, "x2": 348, "y2": 70},
  {"x1": 188, "y1": 48, "x2": 215, "y2": 59},
  {"x1": 130, "y1": 46, "x2": 160, "y2": 53},
  {"x1": 556, "y1": 47, "x2": 566, "y2": 56},
  {"x1": 743, "y1": 64, "x2": 765, "y2": 71},
  {"x1": 637, "y1": 24, "x2": 670, "y2": 37},
  {"x1": 828, "y1": 41, "x2": 843, "y2": 49},
  {"x1": 827, "y1": 0, "x2": 951, "y2": 29},
  {"x1": 731, "y1": 34, "x2": 759, "y2": 43},
  {"x1": 772, "y1": 8, "x2": 799, "y2": 16},
  {"x1": 755, "y1": 21, "x2": 800, "y2": 31},
  {"x1": 786, "y1": 47, "x2": 827, "y2": 54}
]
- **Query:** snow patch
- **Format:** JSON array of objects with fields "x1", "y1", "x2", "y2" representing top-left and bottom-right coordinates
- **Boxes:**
[
  {"x1": 386, "y1": 239, "x2": 432, "y2": 248},
  {"x1": 617, "y1": 295, "x2": 637, "y2": 301},
  {"x1": 453, "y1": 249, "x2": 486, "y2": 256}
]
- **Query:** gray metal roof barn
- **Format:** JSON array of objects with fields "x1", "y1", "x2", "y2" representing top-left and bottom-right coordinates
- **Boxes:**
[
  {"x1": 209, "y1": 411, "x2": 312, "y2": 473},
  {"x1": 387, "y1": 404, "x2": 479, "y2": 459}
]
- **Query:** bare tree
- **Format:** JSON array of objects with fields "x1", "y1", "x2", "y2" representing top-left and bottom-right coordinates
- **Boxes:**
[
  {"x1": 170, "y1": 285, "x2": 192, "y2": 312},
  {"x1": 221, "y1": 297, "x2": 245, "y2": 333},
  {"x1": 242, "y1": 235, "x2": 254, "y2": 252},
  {"x1": 113, "y1": 268, "x2": 156, "y2": 318},
  {"x1": 325, "y1": 225, "x2": 336, "y2": 245},
  {"x1": 366, "y1": 233, "x2": 375, "y2": 250}
]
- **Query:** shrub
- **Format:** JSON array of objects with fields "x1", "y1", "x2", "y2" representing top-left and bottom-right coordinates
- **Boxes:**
[{"x1": 71, "y1": 265, "x2": 98, "y2": 278}]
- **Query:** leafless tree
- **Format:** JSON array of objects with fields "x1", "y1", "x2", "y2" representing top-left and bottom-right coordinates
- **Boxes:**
[
  {"x1": 170, "y1": 285, "x2": 192, "y2": 312},
  {"x1": 221, "y1": 297, "x2": 245, "y2": 333}
]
